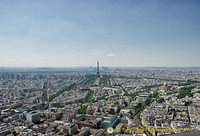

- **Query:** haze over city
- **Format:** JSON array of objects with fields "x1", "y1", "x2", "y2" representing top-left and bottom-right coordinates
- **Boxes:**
[
  {"x1": 0, "y1": 0, "x2": 200, "y2": 67},
  {"x1": 1, "y1": 1, "x2": 200, "y2": 136}
]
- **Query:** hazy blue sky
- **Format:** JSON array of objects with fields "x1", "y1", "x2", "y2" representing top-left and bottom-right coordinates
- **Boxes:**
[{"x1": 0, "y1": 0, "x2": 200, "y2": 67}]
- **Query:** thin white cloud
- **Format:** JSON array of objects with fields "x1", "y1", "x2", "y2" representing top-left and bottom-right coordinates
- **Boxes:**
[{"x1": 107, "y1": 53, "x2": 115, "y2": 57}]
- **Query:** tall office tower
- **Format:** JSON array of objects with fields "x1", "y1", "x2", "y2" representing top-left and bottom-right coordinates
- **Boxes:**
[
  {"x1": 42, "y1": 82, "x2": 48, "y2": 109},
  {"x1": 96, "y1": 61, "x2": 101, "y2": 78}
]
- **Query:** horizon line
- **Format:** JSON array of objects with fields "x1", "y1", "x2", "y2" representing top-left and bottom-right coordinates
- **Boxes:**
[{"x1": 0, "y1": 66, "x2": 200, "y2": 68}]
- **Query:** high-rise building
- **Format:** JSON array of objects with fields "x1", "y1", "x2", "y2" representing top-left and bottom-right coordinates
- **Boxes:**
[
  {"x1": 26, "y1": 111, "x2": 40, "y2": 124},
  {"x1": 96, "y1": 61, "x2": 100, "y2": 78},
  {"x1": 42, "y1": 82, "x2": 48, "y2": 109}
]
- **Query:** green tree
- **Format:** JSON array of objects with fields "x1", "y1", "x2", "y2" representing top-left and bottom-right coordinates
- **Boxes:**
[
  {"x1": 0, "y1": 117, "x2": 3, "y2": 122},
  {"x1": 157, "y1": 98, "x2": 165, "y2": 103},
  {"x1": 184, "y1": 101, "x2": 192, "y2": 106},
  {"x1": 177, "y1": 86, "x2": 196, "y2": 99},
  {"x1": 108, "y1": 108, "x2": 116, "y2": 115}
]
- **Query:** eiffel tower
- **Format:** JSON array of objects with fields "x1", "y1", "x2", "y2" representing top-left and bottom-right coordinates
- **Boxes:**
[{"x1": 96, "y1": 61, "x2": 100, "y2": 78}]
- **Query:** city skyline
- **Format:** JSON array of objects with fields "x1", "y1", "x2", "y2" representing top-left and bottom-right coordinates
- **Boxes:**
[{"x1": 0, "y1": 0, "x2": 200, "y2": 67}]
